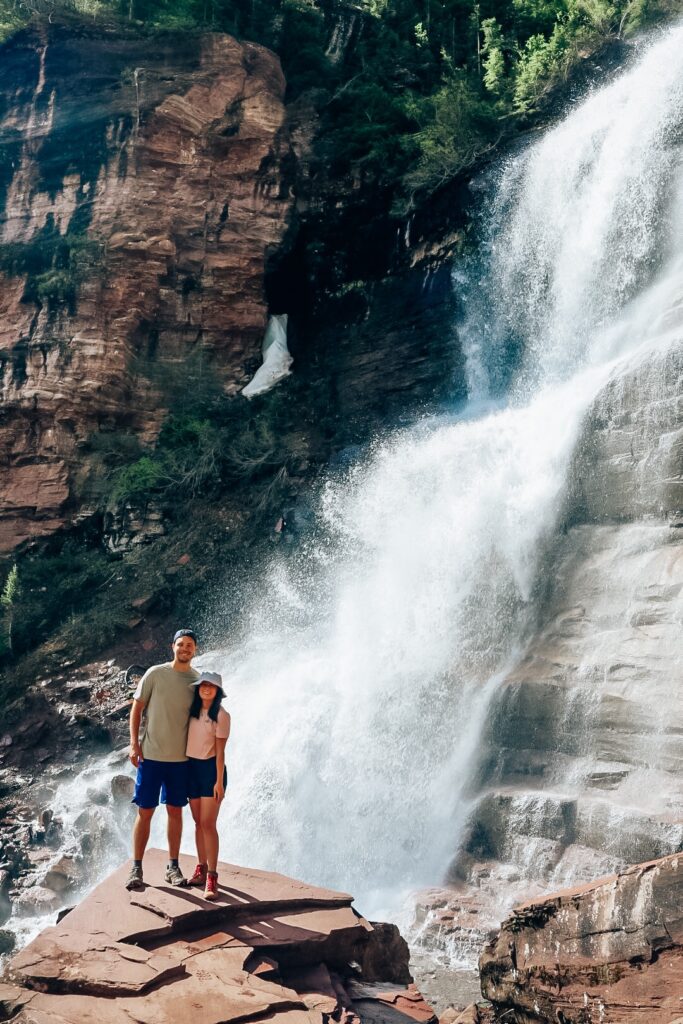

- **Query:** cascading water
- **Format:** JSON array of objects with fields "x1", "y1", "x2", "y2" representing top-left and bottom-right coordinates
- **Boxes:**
[
  {"x1": 198, "y1": 22, "x2": 683, "y2": 910},
  {"x1": 8, "y1": 18, "x2": 683, "y2": 956}
]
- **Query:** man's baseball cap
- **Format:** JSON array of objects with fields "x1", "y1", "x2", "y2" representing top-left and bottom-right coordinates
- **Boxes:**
[
  {"x1": 192, "y1": 671, "x2": 225, "y2": 698},
  {"x1": 173, "y1": 628, "x2": 198, "y2": 644}
]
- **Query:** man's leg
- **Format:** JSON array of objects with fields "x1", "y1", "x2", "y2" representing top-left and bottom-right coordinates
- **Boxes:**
[
  {"x1": 161, "y1": 762, "x2": 188, "y2": 886},
  {"x1": 133, "y1": 807, "x2": 155, "y2": 860},
  {"x1": 127, "y1": 759, "x2": 161, "y2": 890},
  {"x1": 166, "y1": 804, "x2": 183, "y2": 860}
]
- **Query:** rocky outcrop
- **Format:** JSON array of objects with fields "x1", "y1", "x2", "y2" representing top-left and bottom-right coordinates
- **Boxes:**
[
  {"x1": 449, "y1": 342, "x2": 683, "y2": 903},
  {"x1": 0, "y1": 23, "x2": 293, "y2": 552},
  {"x1": 0, "y1": 849, "x2": 436, "y2": 1024},
  {"x1": 405, "y1": 331, "x2": 683, "y2": 993},
  {"x1": 480, "y1": 851, "x2": 683, "y2": 1023}
]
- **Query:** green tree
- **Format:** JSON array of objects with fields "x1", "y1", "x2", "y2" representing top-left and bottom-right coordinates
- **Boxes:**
[
  {"x1": 481, "y1": 18, "x2": 508, "y2": 97},
  {"x1": 513, "y1": 22, "x2": 570, "y2": 111},
  {"x1": 404, "y1": 68, "x2": 499, "y2": 196},
  {"x1": 1, "y1": 564, "x2": 19, "y2": 655}
]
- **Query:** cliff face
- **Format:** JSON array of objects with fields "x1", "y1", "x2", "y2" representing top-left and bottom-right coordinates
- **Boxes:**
[
  {"x1": 416, "y1": 334, "x2": 683, "y2": 982},
  {"x1": 480, "y1": 852, "x2": 683, "y2": 1023},
  {"x1": 463, "y1": 343, "x2": 683, "y2": 883},
  {"x1": 0, "y1": 24, "x2": 293, "y2": 552}
]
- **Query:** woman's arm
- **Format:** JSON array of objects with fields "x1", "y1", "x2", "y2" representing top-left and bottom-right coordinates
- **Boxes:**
[{"x1": 214, "y1": 735, "x2": 228, "y2": 802}]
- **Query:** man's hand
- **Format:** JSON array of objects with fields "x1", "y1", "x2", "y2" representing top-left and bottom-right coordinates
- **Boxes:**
[
  {"x1": 129, "y1": 698, "x2": 145, "y2": 768},
  {"x1": 213, "y1": 780, "x2": 225, "y2": 802}
]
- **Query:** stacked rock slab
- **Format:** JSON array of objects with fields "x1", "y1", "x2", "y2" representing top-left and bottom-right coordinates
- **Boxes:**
[
  {"x1": 0, "y1": 849, "x2": 437, "y2": 1024},
  {"x1": 479, "y1": 851, "x2": 683, "y2": 1023}
]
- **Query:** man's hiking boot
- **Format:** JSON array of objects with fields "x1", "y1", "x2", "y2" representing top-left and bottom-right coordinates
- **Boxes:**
[
  {"x1": 188, "y1": 863, "x2": 207, "y2": 887},
  {"x1": 125, "y1": 864, "x2": 144, "y2": 891},
  {"x1": 204, "y1": 871, "x2": 218, "y2": 900},
  {"x1": 164, "y1": 862, "x2": 187, "y2": 887}
]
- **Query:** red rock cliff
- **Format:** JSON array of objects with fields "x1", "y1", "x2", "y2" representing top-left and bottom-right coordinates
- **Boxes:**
[
  {"x1": 480, "y1": 851, "x2": 683, "y2": 1023},
  {"x1": 0, "y1": 23, "x2": 294, "y2": 552}
]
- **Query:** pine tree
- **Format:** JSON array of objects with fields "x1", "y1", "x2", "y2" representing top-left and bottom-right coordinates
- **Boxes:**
[{"x1": 1, "y1": 564, "x2": 19, "y2": 655}]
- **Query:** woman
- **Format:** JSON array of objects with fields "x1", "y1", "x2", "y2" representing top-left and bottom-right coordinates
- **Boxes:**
[{"x1": 186, "y1": 670, "x2": 231, "y2": 899}]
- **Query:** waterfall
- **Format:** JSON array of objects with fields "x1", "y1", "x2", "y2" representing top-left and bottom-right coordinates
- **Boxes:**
[
  {"x1": 9, "y1": 20, "x2": 683, "y2": 951},
  {"x1": 197, "y1": 23, "x2": 683, "y2": 913}
]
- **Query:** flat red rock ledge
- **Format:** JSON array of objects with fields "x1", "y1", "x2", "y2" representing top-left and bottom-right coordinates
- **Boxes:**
[
  {"x1": 0, "y1": 850, "x2": 437, "y2": 1024},
  {"x1": 480, "y1": 850, "x2": 683, "y2": 1024}
]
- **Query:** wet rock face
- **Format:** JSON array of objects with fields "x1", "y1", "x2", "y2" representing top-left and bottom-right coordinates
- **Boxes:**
[
  {"x1": 480, "y1": 852, "x2": 683, "y2": 1023},
  {"x1": 463, "y1": 518, "x2": 683, "y2": 891},
  {"x1": 0, "y1": 23, "x2": 293, "y2": 552},
  {"x1": 0, "y1": 850, "x2": 436, "y2": 1024},
  {"x1": 570, "y1": 343, "x2": 683, "y2": 521},
  {"x1": 453, "y1": 342, "x2": 683, "y2": 912}
]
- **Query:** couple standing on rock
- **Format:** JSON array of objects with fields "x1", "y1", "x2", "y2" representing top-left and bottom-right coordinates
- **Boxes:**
[{"x1": 126, "y1": 628, "x2": 230, "y2": 900}]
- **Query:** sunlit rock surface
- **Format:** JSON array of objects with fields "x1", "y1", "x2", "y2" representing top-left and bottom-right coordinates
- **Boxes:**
[
  {"x1": 480, "y1": 852, "x2": 683, "y2": 1023},
  {"x1": 0, "y1": 849, "x2": 436, "y2": 1024}
]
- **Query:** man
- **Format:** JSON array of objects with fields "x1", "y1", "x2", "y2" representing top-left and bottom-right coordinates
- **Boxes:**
[{"x1": 126, "y1": 628, "x2": 200, "y2": 891}]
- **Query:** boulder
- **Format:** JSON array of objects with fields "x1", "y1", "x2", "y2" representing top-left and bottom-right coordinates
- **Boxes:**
[
  {"x1": 480, "y1": 851, "x2": 683, "y2": 1023},
  {"x1": 11, "y1": 886, "x2": 62, "y2": 918},
  {"x1": 1, "y1": 849, "x2": 435, "y2": 1024},
  {"x1": 110, "y1": 775, "x2": 135, "y2": 802},
  {"x1": 42, "y1": 855, "x2": 82, "y2": 894}
]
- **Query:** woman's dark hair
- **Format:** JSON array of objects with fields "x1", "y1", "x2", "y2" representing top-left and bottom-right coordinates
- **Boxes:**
[{"x1": 189, "y1": 687, "x2": 223, "y2": 722}]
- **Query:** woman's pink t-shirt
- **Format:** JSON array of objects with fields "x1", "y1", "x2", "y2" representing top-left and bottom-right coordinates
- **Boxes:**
[{"x1": 186, "y1": 706, "x2": 230, "y2": 760}]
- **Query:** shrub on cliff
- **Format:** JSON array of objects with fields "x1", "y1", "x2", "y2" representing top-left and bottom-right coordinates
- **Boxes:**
[
  {"x1": 109, "y1": 402, "x2": 286, "y2": 511},
  {"x1": 3, "y1": 543, "x2": 113, "y2": 660},
  {"x1": 111, "y1": 456, "x2": 168, "y2": 505}
]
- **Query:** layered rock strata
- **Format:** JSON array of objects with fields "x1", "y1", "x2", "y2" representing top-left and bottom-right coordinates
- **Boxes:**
[
  {"x1": 410, "y1": 333, "x2": 683, "y2": 995},
  {"x1": 0, "y1": 24, "x2": 293, "y2": 551},
  {"x1": 480, "y1": 851, "x2": 683, "y2": 1023},
  {"x1": 0, "y1": 849, "x2": 437, "y2": 1024},
  {"x1": 450, "y1": 342, "x2": 683, "y2": 896}
]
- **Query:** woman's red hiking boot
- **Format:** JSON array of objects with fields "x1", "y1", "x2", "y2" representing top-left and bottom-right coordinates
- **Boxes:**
[
  {"x1": 204, "y1": 871, "x2": 218, "y2": 900},
  {"x1": 189, "y1": 863, "x2": 207, "y2": 887}
]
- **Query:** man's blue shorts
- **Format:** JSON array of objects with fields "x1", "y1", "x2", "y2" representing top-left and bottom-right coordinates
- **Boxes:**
[
  {"x1": 187, "y1": 756, "x2": 228, "y2": 800},
  {"x1": 132, "y1": 758, "x2": 189, "y2": 808}
]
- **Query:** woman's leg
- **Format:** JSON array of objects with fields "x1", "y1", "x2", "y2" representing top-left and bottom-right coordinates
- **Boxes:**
[
  {"x1": 189, "y1": 798, "x2": 207, "y2": 866},
  {"x1": 199, "y1": 796, "x2": 221, "y2": 872}
]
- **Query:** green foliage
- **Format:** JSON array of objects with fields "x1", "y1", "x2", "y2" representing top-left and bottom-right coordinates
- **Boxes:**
[
  {"x1": 404, "y1": 69, "x2": 499, "y2": 195},
  {"x1": 0, "y1": 564, "x2": 19, "y2": 655},
  {"x1": 481, "y1": 18, "x2": 508, "y2": 97},
  {"x1": 109, "y1": 397, "x2": 288, "y2": 510},
  {"x1": 0, "y1": 0, "x2": 674, "y2": 246},
  {"x1": 0, "y1": 1, "x2": 28, "y2": 42},
  {"x1": 513, "y1": 23, "x2": 571, "y2": 110},
  {"x1": 111, "y1": 455, "x2": 168, "y2": 503},
  {"x1": 0, "y1": 231, "x2": 104, "y2": 309},
  {"x1": 8, "y1": 542, "x2": 113, "y2": 658}
]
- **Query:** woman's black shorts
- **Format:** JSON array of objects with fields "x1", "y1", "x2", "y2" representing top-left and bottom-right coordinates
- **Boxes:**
[{"x1": 187, "y1": 756, "x2": 228, "y2": 799}]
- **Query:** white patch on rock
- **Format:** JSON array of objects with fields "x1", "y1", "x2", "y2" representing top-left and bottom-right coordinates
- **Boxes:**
[{"x1": 242, "y1": 314, "x2": 292, "y2": 398}]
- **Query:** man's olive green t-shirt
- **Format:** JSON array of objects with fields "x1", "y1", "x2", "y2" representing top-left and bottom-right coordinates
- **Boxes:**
[{"x1": 134, "y1": 663, "x2": 199, "y2": 762}]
